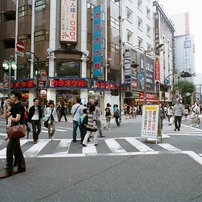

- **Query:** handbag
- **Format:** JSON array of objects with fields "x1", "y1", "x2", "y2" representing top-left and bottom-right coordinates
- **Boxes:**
[
  {"x1": 44, "y1": 119, "x2": 49, "y2": 128},
  {"x1": 6, "y1": 123, "x2": 26, "y2": 139}
]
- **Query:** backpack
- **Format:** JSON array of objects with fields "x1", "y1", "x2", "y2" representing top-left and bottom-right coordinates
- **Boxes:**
[{"x1": 83, "y1": 115, "x2": 88, "y2": 125}]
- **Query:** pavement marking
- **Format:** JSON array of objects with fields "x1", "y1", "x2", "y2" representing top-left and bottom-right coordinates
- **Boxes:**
[
  {"x1": 82, "y1": 143, "x2": 97, "y2": 154},
  {"x1": 125, "y1": 137, "x2": 154, "y2": 152},
  {"x1": 105, "y1": 139, "x2": 126, "y2": 153},
  {"x1": 24, "y1": 139, "x2": 50, "y2": 158},
  {"x1": 53, "y1": 139, "x2": 72, "y2": 155},
  {"x1": 158, "y1": 143, "x2": 181, "y2": 152},
  {"x1": 183, "y1": 151, "x2": 202, "y2": 166}
]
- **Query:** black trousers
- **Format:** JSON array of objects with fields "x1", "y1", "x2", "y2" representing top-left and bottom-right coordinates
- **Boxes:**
[
  {"x1": 31, "y1": 120, "x2": 41, "y2": 141},
  {"x1": 174, "y1": 116, "x2": 182, "y2": 129},
  {"x1": 6, "y1": 138, "x2": 26, "y2": 174}
]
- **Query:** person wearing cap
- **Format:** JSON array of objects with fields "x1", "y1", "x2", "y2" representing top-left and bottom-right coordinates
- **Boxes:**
[
  {"x1": 104, "y1": 103, "x2": 112, "y2": 129},
  {"x1": 95, "y1": 101, "x2": 105, "y2": 137},
  {"x1": 173, "y1": 99, "x2": 184, "y2": 131}
]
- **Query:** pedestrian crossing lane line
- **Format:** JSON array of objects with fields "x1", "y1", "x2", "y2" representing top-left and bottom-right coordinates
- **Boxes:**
[
  {"x1": 125, "y1": 137, "x2": 154, "y2": 152},
  {"x1": 53, "y1": 139, "x2": 72, "y2": 155},
  {"x1": 0, "y1": 139, "x2": 28, "y2": 156},
  {"x1": 82, "y1": 143, "x2": 97, "y2": 154},
  {"x1": 24, "y1": 139, "x2": 50, "y2": 158},
  {"x1": 158, "y1": 143, "x2": 181, "y2": 152},
  {"x1": 105, "y1": 139, "x2": 126, "y2": 153}
]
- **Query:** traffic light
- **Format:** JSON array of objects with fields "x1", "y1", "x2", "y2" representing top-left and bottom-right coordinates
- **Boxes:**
[
  {"x1": 180, "y1": 71, "x2": 192, "y2": 77},
  {"x1": 111, "y1": 88, "x2": 119, "y2": 96}
]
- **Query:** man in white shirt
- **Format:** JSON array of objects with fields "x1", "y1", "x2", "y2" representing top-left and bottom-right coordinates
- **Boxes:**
[{"x1": 71, "y1": 98, "x2": 84, "y2": 142}]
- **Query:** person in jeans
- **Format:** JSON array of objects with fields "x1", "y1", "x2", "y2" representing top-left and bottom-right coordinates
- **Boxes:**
[
  {"x1": 0, "y1": 91, "x2": 26, "y2": 179},
  {"x1": 95, "y1": 101, "x2": 105, "y2": 137},
  {"x1": 71, "y1": 98, "x2": 84, "y2": 142},
  {"x1": 82, "y1": 104, "x2": 98, "y2": 147},
  {"x1": 28, "y1": 98, "x2": 43, "y2": 144},
  {"x1": 173, "y1": 99, "x2": 184, "y2": 131},
  {"x1": 44, "y1": 101, "x2": 58, "y2": 139},
  {"x1": 113, "y1": 104, "x2": 120, "y2": 127}
]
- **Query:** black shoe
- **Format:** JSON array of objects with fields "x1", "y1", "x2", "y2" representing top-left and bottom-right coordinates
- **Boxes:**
[
  {"x1": 174, "y1": 128, "x2": 176, "y2": 131},
  {"x1": 178, "y1": 128, "x2": 180, "y2": 131}
]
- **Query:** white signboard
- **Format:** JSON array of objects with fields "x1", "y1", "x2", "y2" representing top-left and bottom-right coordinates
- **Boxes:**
[{"x1": 140, "y1": 105, "x2": 160, "y2": 143}]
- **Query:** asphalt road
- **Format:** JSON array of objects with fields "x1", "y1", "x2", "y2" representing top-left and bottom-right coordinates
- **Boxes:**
[{"x1": 0, "y1": 115, "x2": 202, "y2": 202}]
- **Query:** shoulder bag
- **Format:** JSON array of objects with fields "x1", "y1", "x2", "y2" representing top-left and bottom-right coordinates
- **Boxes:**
[{"x1": 44, "y1": 108, "x2": 53, "y2": 128}]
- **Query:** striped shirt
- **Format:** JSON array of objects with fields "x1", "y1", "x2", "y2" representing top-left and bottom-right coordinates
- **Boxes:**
[{"x1": 86, "y1": 112, "x2": 97, "y2": 131}]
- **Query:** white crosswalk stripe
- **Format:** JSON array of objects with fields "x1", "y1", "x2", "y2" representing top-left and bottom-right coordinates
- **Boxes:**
[{"x1": 0, "y1": 137, "x2": 184, "y2": 159}]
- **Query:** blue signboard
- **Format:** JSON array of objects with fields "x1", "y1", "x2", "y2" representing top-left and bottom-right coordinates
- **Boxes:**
[
  {"x1": 92, "y1": 5, "x2": 102, "y2": 77},
  {"x1": 164, "y1": 79, "x2": 169, "y2": 85}
]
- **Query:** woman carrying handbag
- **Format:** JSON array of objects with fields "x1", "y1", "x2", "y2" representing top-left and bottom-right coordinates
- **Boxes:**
[{"x1": 0, "y1": 91, "x2": 26, "y2": 179}]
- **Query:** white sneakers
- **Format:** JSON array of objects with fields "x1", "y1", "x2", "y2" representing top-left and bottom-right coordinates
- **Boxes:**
[{"x1": 196, "y1": 125, "x2": 200, "y2": 128}]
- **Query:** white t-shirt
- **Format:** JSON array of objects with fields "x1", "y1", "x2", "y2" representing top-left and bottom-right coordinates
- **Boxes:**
[{"x1": 71, "y1": 104, "x2": 84, "y2": 122}]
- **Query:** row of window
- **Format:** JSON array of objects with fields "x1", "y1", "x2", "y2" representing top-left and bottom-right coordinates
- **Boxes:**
[
  {"x1": 18, "y1": 0, "x2": 49, "y2": 17},
  {"x1": 18, "y1": 30, "x2": 49, "y2": 44}
]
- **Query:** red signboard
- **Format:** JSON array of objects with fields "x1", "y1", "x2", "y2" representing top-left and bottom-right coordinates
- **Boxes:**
[
  {"x1": 154, "y1": 61, "x2": 160, "y2": 80},
  {"x1": 16, "y1": 41, "x2": 25, "y2": 52}
]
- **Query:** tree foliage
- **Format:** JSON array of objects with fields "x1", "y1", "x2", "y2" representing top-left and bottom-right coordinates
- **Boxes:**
[{"x1": 173, "y1": 80, "x2": 195, "y2": 104}]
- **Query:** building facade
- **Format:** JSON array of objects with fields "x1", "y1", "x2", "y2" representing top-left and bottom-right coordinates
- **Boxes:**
[{"x1": 0, "y1": 0, "x2": 176, "y2": 109}]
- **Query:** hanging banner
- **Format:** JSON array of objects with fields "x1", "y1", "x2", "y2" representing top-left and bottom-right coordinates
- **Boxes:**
[
  {"x1": 92, "y1": 5, "x2": 103, "y2": 77},
  {"x1": 140, "y1": 105, "x2": 160, "y2": 144},
  {"x1": 60, "y1": 0, "x2": 77, "y2": 42}
]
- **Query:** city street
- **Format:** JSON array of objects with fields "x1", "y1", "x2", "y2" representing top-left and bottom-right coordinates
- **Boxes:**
[{"x1": 0, "y1": 115, "x2": 202, "y2": 202}]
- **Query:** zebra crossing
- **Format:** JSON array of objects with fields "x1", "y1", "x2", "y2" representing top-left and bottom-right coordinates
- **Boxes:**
[{"x1": 0, "y1": 136, "x2": 182, "y2": 159}]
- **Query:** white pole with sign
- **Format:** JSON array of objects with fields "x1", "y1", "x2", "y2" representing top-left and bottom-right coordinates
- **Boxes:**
[{"x1": 140, "y1": 105, "x2": 162, "y2": 144}]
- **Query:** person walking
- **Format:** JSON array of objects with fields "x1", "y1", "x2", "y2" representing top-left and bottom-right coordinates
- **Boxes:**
[
  {"x1": 167, "y1": 104, "x2": 173, "y2": 125},
  {"x1": 28, "y1": 98, "x2": 43, "y2": 144},
  {"x1": 78, "y1": 108, "x2": 88, "y2": 144},
  {"x1": 44, "y1": 101, "x2": 58, "y2": 139},
  {"x1": 95, "y1": 101, "x2": 105, "y2": 137},
  {"x1": 173, "y1": 99, "x2": 184, "y2": 131},
  {"x1": 71, "y1": 98, "x2": 84, "y2": 142},
  {"x1": 104, "y1": 103, "x2": 112, "y2": 129},
  {"x1": 190, "y1": 101, "x2": 199, "y2": 127},
  {"x1": 82, "y1": 104, "x2": 98, "y2": 147},
  {"x1": 59, "y1": 101, "x2": 67, "y2": 122},
  {"x1": 0, "y1": 91, "x2": 26, "y2": 179},
  {"x1": 113, "y1": 104, "x2": 120, "y2": 127}
]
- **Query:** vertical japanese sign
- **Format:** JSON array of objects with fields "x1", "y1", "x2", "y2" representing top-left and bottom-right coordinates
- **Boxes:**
[
  {"x1": 139, "y1": 53, "x2": 154, "y2": 91},
  {"x1": 60, "y1": 0, "x2": 77, "y2": 42},
  {"x1": 154, "y1": 58, "x2": 160, "y2": 80},
  {"x1": 184, "y1": 36, "x2": 192, "y2": 72},
  {"x1": 154, "y1": 13, "x2": 160, "y2": 56},
  {"x1": 141, "y1": 105, "x2": 160, "y2": 142},
  {"x1": 92, "y1": 5, "x2": 103, "y2": 77}
]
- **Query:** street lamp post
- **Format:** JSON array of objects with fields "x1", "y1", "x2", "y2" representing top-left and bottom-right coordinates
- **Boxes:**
[
  {"x1": 25, "y1": 50, "x2": 40, "y2": 99},
  {"x1": 2, "y1": 55, "x2": 17, "y2": 98}
]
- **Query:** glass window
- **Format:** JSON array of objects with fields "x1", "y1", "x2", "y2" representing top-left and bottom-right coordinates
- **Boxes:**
[
  {"x1": 34, "y1": 29, "x2": 49, "y2": 42},
  {"x1": 138, "y1": 17, "x2": 143, "y2": 31},
  {"x1": 110, "y1": 17, "x2": 119, "y2": 30},
  {"x1": 55, "y1": 61, "x2": 80, "y2": 77},
  {"x1": 126, "y1": 8, "x2": 132, "y2": 22},
  {"x1": 35, "y1": 0, "x2": 48, "y2": 12},
  {"x1": 18, "y1": 34, "x2": 31, "y2": 45},
  {"x1": 18, "y1": 5, "x2": 28, "y2": 17}
]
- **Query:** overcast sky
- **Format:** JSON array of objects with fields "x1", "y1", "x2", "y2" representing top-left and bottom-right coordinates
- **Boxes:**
[{"x1": 158, "y1": 0, "x2": 201, "y2": 73}]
